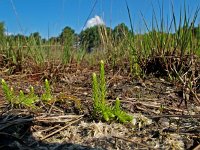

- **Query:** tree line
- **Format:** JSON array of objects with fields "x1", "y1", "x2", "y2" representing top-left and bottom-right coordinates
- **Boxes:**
[
  {"x1": 0, "y1": 21, "x2": 199, "y2": 52},
  {"x1": 0, "y1": 22, "x2": 133, "y2": 51}
]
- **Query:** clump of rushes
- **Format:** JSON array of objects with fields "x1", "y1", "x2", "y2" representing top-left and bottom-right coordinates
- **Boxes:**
[
  {"x1": 92, "y1": 60, "x2": 133, "y2": 123},
  {"x1": 41, "y1": 79, "x2": 53, "y2": 102}
]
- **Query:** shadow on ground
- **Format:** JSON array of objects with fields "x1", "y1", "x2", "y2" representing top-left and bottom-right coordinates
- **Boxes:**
[{"x1": 0, "y1": 114, "x2": 102, "y2": 150}]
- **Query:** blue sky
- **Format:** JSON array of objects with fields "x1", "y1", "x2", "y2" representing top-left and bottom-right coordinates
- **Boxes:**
[{"x1": 0, "y1": 0, "x2": 199, "y2": 38}]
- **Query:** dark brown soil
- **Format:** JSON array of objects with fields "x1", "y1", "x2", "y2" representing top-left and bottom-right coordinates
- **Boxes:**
[{"x1": 0, "y1": 62, "x2": 199, "y2": 150}]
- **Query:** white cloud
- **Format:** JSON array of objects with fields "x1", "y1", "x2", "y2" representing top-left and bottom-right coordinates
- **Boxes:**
[
  {"x1": 4, "y1": 31, "x2": 13, "y2": 36},
  {"x1": 85, "y1": 15, "x2": 105, "y2": 29}
]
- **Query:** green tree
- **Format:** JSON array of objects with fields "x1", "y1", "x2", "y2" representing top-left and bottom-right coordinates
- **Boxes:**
[
  {"x1": 112, "y1": 23, "x2": 130, "y2": 42},
  {"x1": 29, "y1": 32, "x2": 41, "y2": 45},
  {"x1": 193, "y1": 24, "x2": 200, "y2": 40},
  {"x1": 79, "y1": 25, "x2": 102, "y2": 52},
  {"x1": 59, "y1": 26, "x2": 75, "y2": 64},
  {"x1": 0, "y1": 22, "x2": 5, "y2": 37},
  {"x1": 0, "y1": 22, "x2": 5, "y2": 47},
  {"x1": 60, "y1": 26, "x2": 75, "y2": 46},
  {"x1": 49, "y1": 37, "x2": 59, "y2": 44}
]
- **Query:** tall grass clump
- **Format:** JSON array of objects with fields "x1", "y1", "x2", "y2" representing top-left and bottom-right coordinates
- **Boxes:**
[
  {"x1": 125, "y1": 0, "x2": 141, "y2": 77},
  {"x1": 138, "y1": 2, "x2": 200, "y2": 77},
  {"x1": 61, "y1": 44, "x2": 71, "y2": 64},
  {"x1": 1, "y1": 32, "x2": 48, "y2": 73},
  {"x1": 133, "y1": 2, "x2": 200, "y2": 105},
  {"x1": 27, "y1": 35, "x2": 45, "y2": 65},
  {"x1": 1, "y1": 36, "x2": 26, "y2": 73}
]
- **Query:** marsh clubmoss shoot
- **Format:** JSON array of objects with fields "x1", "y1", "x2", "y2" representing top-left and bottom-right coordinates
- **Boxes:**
[
  {"x1": 100, "y1": 60, "x2": 106, "y2": 105},
  {"x1": 17, "y1": 89, "x2": 37, "y2": 108},
  {"x1": 45, "y1": 79, "x2": 50, "y2": 93},
  {"x1": 19, "y1": 90, "x2": 24, "y2": 97},
  {"x1": 19, "y1": 90, "x2": 25, "y2": 104},
  {"x1": 1, "y1": 78, "x2": 53, "y2": 108},
  {"x1": 42, "y1": 79, "x2": 53, "y2": 102},
  {"x1": 92, "y1": 73, "x2": 99, "y2": 111},
  {"x1": 92, "y1": 61, "x2": 133, "y2": 123},
  {"x1": 113, "y1": 98, "x2": 133, "y2": 123},
  {"x1": 1, "y1": 79, "x2": 5, "y2": 84},
  {"x1": 1, "y1": 79, "x2": 15, "y2": 103},
  {"x1": 30, "y1": 86, "x2": 34, "y2": 93}
]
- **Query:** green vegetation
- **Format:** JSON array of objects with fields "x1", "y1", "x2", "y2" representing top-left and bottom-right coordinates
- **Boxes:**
[
  {"x1": 1, "y1": 79, "x2": 15, "y2": 104},
  {"x1": 0, "y1": 6, "x2": 199, "y2": 72},
  {"x1": 0, "y1": 3, "x2": 200, "y2": 149},
  {"x1": 41, "y1": 79, "x2": 53, "y2": 102},
  {"x1": 1, "y1": 79, "x2": 52, "y2": 108},
  {"x1": 18, "y1": 88, "x2": 38, "y2": 108},
  {"x1": 60, "y1": 26, "x2": 75, "y2": 64},
  {"x1": 1, "y1": 79, "x2": 38, "y2": 108},
  {"x1": 0, "y1": 22, "x2": 5, "y2": 46},
  {"x1": 79, "y1": 25, "x2": 103, "y2": 52},
  {"x1": 0, "y1": 3, "x2": 200, "y2": 119},
  {"x1": 92, "y1": 60, "x2": 133, "y2": 123}
]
